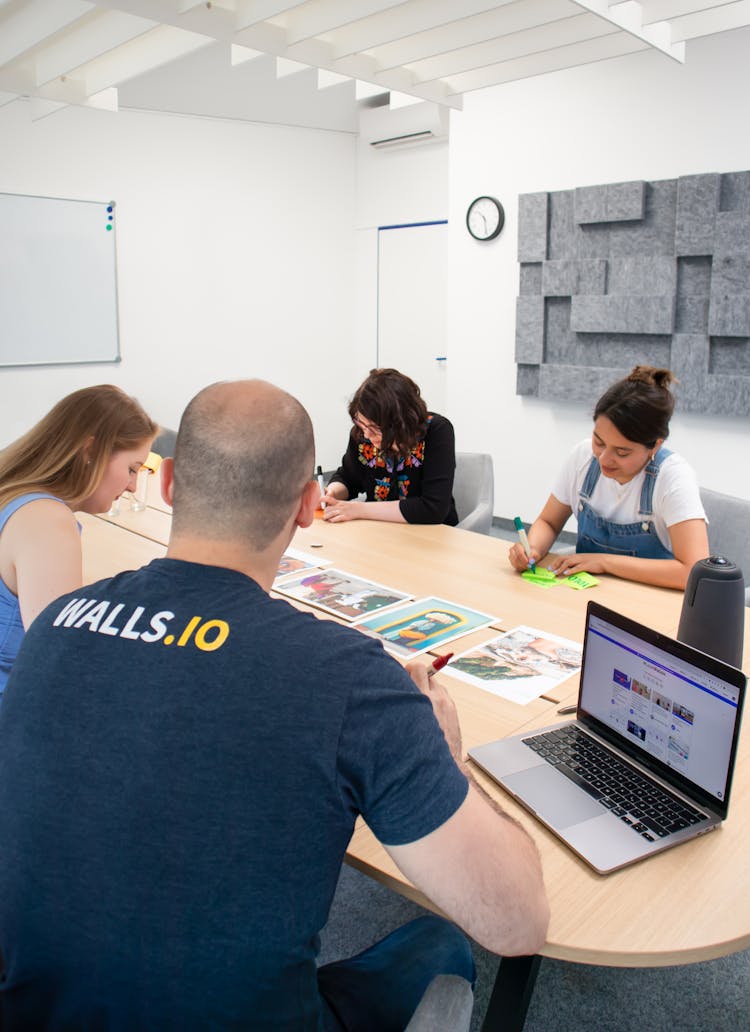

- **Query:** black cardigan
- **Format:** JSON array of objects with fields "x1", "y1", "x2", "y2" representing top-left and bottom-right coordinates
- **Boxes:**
[{"x1": 328, "y1": 412, "x2": 458, "y2": 526}]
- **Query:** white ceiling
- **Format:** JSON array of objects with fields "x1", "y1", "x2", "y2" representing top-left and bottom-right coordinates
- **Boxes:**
[{"x1": 1, "y1": 0, "x2": 749, "y2": 128}]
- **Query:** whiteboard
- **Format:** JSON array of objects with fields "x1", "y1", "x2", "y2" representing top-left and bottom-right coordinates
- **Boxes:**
[{"x1": 0, "y1": 192, "x2": 119, "y2": 368}]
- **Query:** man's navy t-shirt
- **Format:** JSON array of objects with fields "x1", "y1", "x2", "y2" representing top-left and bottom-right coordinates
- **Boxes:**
[{"x1": 0, "y1": 559, "x2": 467, "y2": 1030}]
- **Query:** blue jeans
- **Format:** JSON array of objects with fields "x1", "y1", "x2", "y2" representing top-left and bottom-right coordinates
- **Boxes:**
[{"x1": 318, "y1": 914, "x2": 475, "y2": 1032}]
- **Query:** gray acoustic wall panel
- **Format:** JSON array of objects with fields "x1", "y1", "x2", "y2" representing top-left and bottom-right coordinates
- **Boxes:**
[
  {"x1": 518, "y1": 192, "x2": 549, "y2": 261},
  {"x1": 515, "y1": 170, "x2": 750, "y2": 415}
]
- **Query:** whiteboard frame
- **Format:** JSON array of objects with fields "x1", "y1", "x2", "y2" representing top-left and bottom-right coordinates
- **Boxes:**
[{"x1": 0, "y1": 194, "x2": 119, "y2": 371}]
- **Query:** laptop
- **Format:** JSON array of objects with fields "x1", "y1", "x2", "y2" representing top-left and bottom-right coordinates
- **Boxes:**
[{"x1": 468, "y1": 601, "x2": 746, "y2": 874}]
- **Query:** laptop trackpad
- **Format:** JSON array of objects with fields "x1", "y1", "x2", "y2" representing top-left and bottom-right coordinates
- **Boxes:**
[{"x1": 503, "y1": 765, "x2": 603, "y2": 829}]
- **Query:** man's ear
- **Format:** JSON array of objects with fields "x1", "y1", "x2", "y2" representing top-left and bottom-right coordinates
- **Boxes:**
[
  {"x1": 160, "y1": 457, "x2": 175, "y2": 507},
  {"x1": 295, "y1": 480, "x2": 320, "y2": 530}
]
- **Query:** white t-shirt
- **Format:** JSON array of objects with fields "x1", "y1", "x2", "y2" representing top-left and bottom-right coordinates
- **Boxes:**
[{"x1": 552, "y1": 439, "x2": 706, "y2": 552}]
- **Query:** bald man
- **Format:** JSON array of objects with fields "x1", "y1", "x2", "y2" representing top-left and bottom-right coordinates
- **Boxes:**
[{"x1": 0, "y1": 380, "x2": 548, "y2": 1031}]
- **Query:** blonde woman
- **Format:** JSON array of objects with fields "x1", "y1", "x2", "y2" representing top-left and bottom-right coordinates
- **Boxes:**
[{"x1": 0, "y1": 385, "x2": 157, "y2": 695}]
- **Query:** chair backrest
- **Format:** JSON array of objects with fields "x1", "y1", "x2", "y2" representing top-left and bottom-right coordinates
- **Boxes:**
[
  {"x1": 404, "y1": 974, "x2": 474, "y2": 1032},
  {"x1": 454, "y1": 452, "x2": 494, "y2": 535},
  {"x1": 699, "y1": 486, "x2": 750, "y2": 605},
  {"x1": 153, "y1": 427, "x2": 178, "y2": 458}
]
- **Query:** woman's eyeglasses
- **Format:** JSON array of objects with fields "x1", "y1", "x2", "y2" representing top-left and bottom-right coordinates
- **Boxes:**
[{"x1": 354, "y1": 416, "x2": 381, "y2": 438}]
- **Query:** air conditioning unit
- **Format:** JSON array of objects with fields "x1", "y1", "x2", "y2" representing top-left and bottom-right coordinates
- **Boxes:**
[{"x1": 359, "y1": 101, "x2": 449, "y2": 149}]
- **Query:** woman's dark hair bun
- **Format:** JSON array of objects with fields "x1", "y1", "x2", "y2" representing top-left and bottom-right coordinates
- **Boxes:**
[{"x1": 627, "y1": 365, "x2": 676, "y2": 391}]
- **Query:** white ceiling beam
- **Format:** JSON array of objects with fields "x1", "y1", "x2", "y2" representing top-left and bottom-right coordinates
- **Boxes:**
[
  {"x1": 317, "y1": 68, "x2": 351, "y2": 88},
  {"x1": 328, "y1": 0, "x2": 517, "y2": 60},
  {"x1": 444, "y1": 30, "x2": 647, "y2": 92},
  {"x1": 275, "y1": 55, "x2": 309, "y2": 77},
  {"x1": 234, "y1": 0, "x2": 308, "y2": 31},
  {"x1": 639, "y1": 0, "x2": 739, "y2": 24},
  {"x1": 409, "y1": 13, "x2": 614, "y2": 83},
  {"x1": 281, "y1": 0, "x2": 411, "y2": 46},
  {"x1": 81, "y1": 23, "x2": 213, "y2": 95},
  {"x1": 33, "y1": 10, "x2": 157, "y2": 87},
  {"x1": 92, "y1": 0, "x2": 237, "y2": 40},
  {"x1": 85, "y1": 84, "x2": 118, "y2": 110},
  {"x1": 230, "y1": 43, "x2": 263, "y2": 64},
  {"x1": 233, "y1": 19, "x2": 289, "y2": 52},
  {"x1": 355, "y1": 78, "x2": 388, "y2": 98},
  {"x1": 389, "y1": 89, "x2": 422, "y2": 107},
  {"x1": 232, "y1": 20, "x2": 460, "y2": 106},
  {"x1": 372, "y1": 0, "x2": 581, "y2": 70},
  {"x1": 668, "y1": 0, "x2": 750, "y2": 39},
  {"x1": 0, "y1": 90, "x2": 18, "y2": 107},
  {"x1": 573, "y1": 0, "x2": 685, "y2": 58},
  {"x1": 0, "y1": 0, "x2": 94, "y2": 67}
]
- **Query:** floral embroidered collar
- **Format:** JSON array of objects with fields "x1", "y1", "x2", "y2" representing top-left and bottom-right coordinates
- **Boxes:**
[{"x1": 357, "y1": 416, "x2": 431, "y2": 501}]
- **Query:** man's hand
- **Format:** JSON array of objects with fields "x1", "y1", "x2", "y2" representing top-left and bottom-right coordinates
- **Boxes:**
[{"x1": 406, "y1": 660, "x2": 463, "y2": 765}]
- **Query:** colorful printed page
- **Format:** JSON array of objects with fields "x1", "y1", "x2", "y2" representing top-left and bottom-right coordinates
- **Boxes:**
[
  {"x1": 273, "y1": 547, "x2": 332, "y2": 585},
  {"x1": 354, "y1": 597, "x2": 497, "y2": 659},
  {"x1": 444, "y1": 625, "x2": 583, "y2": 705},
  {"x1": 274, "y1": 568, "x2": 412, "y2": 622}
]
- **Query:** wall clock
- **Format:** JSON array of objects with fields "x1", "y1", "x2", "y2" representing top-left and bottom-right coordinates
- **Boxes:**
[{"x1": 466, "y1": 196, "x2": 505, "y2": 241}]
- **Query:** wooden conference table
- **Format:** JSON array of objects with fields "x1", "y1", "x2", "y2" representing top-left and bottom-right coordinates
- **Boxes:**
[{"x1": 83, "y1": 495, "x2": 750, "y2": 1031}]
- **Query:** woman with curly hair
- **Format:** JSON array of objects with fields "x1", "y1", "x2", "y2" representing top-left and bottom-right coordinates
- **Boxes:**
[{"x1": 323, "y1": 368, "x2": 457, "y2": 525}]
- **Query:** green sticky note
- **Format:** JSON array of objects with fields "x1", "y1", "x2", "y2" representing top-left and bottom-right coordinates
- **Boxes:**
[
  {"x1": 562, "y1": 571, "x2": 599, "y2": 590},
  {"x1": 521, "y1": 567, "x2": 560, "y2": 588}
]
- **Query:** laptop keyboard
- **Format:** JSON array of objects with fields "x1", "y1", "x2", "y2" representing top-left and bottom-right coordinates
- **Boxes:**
[{"x1": 523, "y1": 725, "x2": 707, "y2": 842}]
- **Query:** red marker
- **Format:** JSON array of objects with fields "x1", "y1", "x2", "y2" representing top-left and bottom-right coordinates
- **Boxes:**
[{"x1": 428, "y1": 652, "x2": 454, "y2": 678}]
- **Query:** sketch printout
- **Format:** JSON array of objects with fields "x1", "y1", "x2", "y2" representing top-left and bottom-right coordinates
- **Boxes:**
[
  {"x1": 273, "y1": 547, "x2": 332, "y2": 585},
  {"x1": 355, "y1": 597, "x2": 496, "y2": 659},
  {"x1": 445, "y1": 626, "x2": 583, "y2": 705},
  {"x1": 273, "y1": 568, "x2": 412, "y2": 622}
]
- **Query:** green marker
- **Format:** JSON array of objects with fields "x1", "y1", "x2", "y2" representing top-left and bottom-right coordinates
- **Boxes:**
[{"x1": 513, "y1": 516, "x2": 536, "y2": 573}]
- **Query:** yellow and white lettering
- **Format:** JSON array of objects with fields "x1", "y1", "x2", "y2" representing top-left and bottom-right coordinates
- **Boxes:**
[
  {"x1": 120, "y1": 607, "x2": 146, "y2": 640},
  {"x1": 140, "y1": 611, "x2": 175, "y2": 643},
  {"x1": 177, "y1": 616, "x2": 201, "y2": 647},
  {"x1": 194, "y1": 620, "x2": 230, "y2": 652},
  {"x1": 74, "y1": 600, "x2": 110, "y2": 631},
  {"x1": 54, "y1": 598, "x2": 96, "y2": 627},
  {"x1": 98, "y1": 603, "x2": 125, "y2": 636}
]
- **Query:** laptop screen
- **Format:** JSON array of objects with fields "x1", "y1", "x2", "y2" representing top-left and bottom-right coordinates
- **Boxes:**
[{"x1": 578, "y1": 602, "x2": 745, "y2": 815}]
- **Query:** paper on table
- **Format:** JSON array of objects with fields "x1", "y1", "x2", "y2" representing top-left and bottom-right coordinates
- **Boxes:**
[{"x1": 444, "y1": 625, "x2": 583, "y2": 705}]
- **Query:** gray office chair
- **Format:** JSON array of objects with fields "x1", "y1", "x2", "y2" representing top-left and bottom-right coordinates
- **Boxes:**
[
  {"x1": 153, "y1": 426, "x2": 177, "y2": 458},
  {"x1": 404, "y1": 974, "x2": 474, "y2": 1031},
  {"x1": 699, "y1": 486, "x2": 750, "y2": 606},
  {"x1": 454, "y1": 452, "x2": 494, "y2": 535}
]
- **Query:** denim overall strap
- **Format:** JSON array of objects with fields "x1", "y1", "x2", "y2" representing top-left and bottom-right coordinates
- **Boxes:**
[
  {"x1": 638, "y1": 446, "x2": 672, "y2": 516},
  {"x1": 579, "y1": 455, "x2": 601, "y2": 500}
]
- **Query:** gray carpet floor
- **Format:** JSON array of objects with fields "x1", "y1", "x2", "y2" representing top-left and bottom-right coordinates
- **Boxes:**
[{"x1": 319, "y1": 861, "x2": 750, "y2": 1031}]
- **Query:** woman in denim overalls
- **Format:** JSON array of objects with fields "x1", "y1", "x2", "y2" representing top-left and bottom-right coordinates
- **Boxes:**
[{"x1": 508, "y1": 366, "x2": 708, "y2": 589}]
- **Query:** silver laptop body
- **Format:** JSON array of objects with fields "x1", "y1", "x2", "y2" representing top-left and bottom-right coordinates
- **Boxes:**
[{"x1": 469, "y1": 601, "x2": 746, "y2": 874}]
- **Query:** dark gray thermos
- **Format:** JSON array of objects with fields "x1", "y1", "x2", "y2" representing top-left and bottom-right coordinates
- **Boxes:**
[{"x1": 677, "y1": 556, "x2": 745, "y2": 668}]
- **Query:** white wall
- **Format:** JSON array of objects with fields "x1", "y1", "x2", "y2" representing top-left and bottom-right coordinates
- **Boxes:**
[
  {"x1": 0, "y1": 101, "x2": 357, "y2": 469},
  {"x1": 447, "y1": 27, "x2": 750, "y2": 522},
  {"x1": 351, "y1": 131, "x2": 450, "y2": 410}
]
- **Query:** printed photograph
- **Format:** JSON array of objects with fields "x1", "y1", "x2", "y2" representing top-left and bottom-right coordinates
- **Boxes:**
[
  {"x1": 444, "y1": 625, "x2": 583, "y2": 705},
  {"x1": 273, "y1": 547, "x2": 332, "y2": 584},
  {"x1": 354, "y1": 597, "x2": 496, "y2": 658},
  {"x1": 274, "y1": 568, "x2": 412, "y2": 621}
]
